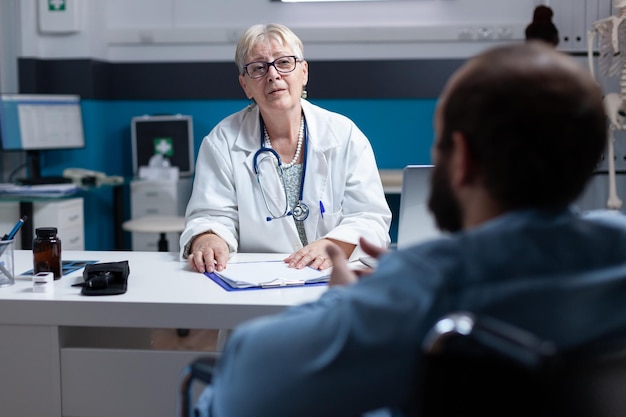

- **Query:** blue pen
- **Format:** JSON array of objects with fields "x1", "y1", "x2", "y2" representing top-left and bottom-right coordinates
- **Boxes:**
[
  {"x1": 319, "y1": 201, "x2": 325, "y2": 219},
  {"x1": 3, "y1": 215, "x2": 27, "y2": 241}
]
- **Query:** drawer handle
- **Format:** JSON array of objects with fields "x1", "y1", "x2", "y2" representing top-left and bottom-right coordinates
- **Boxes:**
[
  {"x1": 145, "y1": 192, "x2": 159, "y2": 197},
  {"x1": 146, "y1": 208, "x2": 159, "y2": 214},
  {"x1": 67, "y1": 214, "x2": 79, "y2": 221},
  {"x1": 69, "y1": 236, "x2": 79, "y2": 243}
]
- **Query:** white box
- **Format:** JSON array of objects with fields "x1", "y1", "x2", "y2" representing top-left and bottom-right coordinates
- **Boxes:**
[{"x1": 38, "y1": 0, "x2": 81, "y2": 34}]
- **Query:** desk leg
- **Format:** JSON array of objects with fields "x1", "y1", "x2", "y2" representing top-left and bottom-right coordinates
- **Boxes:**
[
  {"x1": 158, "y1": 232, "x2": 169, "y2": 252},
  {"x1": 158, "y1": 232, "x2": 188, "y2": 337},
  {"x1": 216, "y1": 329, "x2": 232, "y2": 351},
  {"x1": 19, "y1": 201, "x2": 33, "y2": 250}
]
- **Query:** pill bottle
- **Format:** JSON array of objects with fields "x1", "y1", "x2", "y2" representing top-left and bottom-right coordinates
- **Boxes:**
[{"x1": 33, "y1": 227, "x2": 62, "y2": 280}]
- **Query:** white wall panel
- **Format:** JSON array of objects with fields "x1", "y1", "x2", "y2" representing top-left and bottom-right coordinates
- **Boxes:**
[
  {"x1": 17, "y1": 0, "x2": 544, "y2": 61},
  {"x1": 11, "y1": 1, "x2": 614, "y2": 62}
]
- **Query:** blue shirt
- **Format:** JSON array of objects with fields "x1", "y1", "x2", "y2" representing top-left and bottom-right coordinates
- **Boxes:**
[{"x1": 196, "y1": 208, "x2": 626, "y2": 417}]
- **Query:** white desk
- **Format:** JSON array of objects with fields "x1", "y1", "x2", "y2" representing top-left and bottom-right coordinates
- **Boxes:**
[{"x1": 0, "y1": 250, "x2": 327, "y2": 417}]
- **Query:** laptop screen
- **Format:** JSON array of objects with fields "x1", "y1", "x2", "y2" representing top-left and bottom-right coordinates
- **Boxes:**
[{"x1": 396, "y1": 165, "x2": 442, "y2": 249}]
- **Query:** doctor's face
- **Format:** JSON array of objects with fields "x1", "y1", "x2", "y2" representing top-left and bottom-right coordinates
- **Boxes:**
[{"x1": 239, "y1": 39, "x2": 308, "y2": 114}]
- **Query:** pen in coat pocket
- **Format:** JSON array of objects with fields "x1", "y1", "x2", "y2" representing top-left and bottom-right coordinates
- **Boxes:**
[{"x1": 319, "y1": 201, "x2": 325, "y2": 219}]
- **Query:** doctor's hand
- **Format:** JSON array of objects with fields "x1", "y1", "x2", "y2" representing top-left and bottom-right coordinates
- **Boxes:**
[
  {"x1": 187, "y1": 232, "x2": 229, "y2": 274},
  {"x1": 284, "y1": 238, "x2": 355, "y2": 271}
]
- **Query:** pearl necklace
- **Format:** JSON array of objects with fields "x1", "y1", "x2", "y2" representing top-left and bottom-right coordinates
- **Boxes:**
[{"x1": 264, "y1": 116, "x2": 305, "y2": 169}]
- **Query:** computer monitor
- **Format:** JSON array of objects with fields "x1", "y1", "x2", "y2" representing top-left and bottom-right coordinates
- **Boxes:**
[
  {"x1": 0, "y1": 94, "x2": 85, "y2": 151},
  {"x1": 397, "y1": 165, "x2": 442, "y2": 249},
  {"x1": 131, "y1": 114, "x2": 195, "y2": 178}
]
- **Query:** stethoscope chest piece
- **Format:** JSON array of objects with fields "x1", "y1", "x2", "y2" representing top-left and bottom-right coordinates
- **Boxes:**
[{"x1": 292, "y1": 201, "x2": 309, "y2": 221}]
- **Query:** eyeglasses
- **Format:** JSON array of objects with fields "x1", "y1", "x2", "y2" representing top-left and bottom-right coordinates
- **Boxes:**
[{"x1": 243, "y1": 56, "x2": 300, "y2": 79}]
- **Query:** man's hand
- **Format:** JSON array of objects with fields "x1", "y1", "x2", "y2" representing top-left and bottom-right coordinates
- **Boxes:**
[
  {"x1": 326, "y1": 237, "x2": 389, "y2": 287},
  {"x1": 359, "y1": 236, "x2": 389, "y2": 262},
  {"x1": 326, "y1": 244, "x2": 358, "y2": 287}
]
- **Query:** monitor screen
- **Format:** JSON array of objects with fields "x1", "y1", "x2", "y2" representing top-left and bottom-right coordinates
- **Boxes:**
[
  {"x1": 0, "y1": 94, "x2": 85, "y2": 151},
  {"x1": 131, "y1": 114, "x2": 195, "y2": 177},
  {"x1": 397, "y1": 165, "x2": 442, "y2": 249}
]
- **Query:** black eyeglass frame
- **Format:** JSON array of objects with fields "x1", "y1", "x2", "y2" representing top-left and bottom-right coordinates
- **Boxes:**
[{"x1": 243, "y1": 55, "x2": 301, "y2": 79}]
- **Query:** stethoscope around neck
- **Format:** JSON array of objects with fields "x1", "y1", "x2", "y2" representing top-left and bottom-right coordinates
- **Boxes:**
[{"x1": 253, "y1": 117, "x2": 309, "y2": 222}]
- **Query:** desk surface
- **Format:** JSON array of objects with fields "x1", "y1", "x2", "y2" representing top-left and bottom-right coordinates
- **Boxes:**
[{"x1": 0, "y1": 250, "x2": 327, "y2": 329}]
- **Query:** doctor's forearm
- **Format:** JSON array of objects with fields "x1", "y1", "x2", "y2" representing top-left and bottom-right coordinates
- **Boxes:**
[{"x1": 325, "y1": 238, "x2": 356, "y2": 259}]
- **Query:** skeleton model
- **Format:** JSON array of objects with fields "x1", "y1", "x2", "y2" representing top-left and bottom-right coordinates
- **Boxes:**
[{"x1": 588, "y1": 0, "x2": 626, "y2": 209}]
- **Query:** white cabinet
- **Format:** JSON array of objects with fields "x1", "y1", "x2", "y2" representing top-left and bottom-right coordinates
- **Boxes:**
[
  {"x1": 0, "y1": 197, "x2": 84, "y2": 250},
  {"x1": 551, "y1": 0, "x2": 611, "y2": 53},
  {"x1": 129, "y1": 178, "x2": 192, "y2": 252}
]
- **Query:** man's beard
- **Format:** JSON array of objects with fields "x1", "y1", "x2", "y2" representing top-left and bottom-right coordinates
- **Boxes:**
[{"x1": 427, "y1": 162, "x2": 463, "y2": 233}]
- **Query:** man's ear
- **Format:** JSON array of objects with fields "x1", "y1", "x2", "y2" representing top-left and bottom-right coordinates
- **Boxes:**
[{"x1": 449, "y1": 131, "x2": 476, "y2": 187}]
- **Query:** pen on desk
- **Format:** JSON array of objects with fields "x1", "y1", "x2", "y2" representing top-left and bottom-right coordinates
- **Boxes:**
[
  {"x1": 2, "y1": 215, "x2": 27, "y2": 241},
  {"x1": 319, "y1": 201, "x2": 325, "y2": 219}
]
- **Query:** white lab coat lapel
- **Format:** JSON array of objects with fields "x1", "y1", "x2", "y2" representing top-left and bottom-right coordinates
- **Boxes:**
[
  {"x1": 239, "y1": 107, "x2": 302, "y2": 250},
  {"x1": 301, "y1": 101, "x2": 333, "y2": 242}
]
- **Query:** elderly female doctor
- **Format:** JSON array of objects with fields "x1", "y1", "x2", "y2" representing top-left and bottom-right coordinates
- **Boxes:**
[{"x1": 181, "y1": 23, "x2": 391, "y2": 273}]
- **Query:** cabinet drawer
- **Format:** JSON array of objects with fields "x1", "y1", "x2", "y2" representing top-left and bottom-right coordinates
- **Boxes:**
[
  {"x1": 60, "y1": 225, "x2": 84, "y2": 251},
  {"x1": 130, "y1": 178, "x2": 192, "y2": 219},
  {"x1": 34, "y1": 198, "x2": 84, "y2": 230},
  {"x1": 131, "y1": 181, "x2": 177, "y2": 200},
  {"x1": 131, "y1": 199, "x2": 177, "y2": 217},
  {"x1": 0, "y1": 199, "x2": 85, "y2": 249},
  {"x1": 131, "y1": 182, "x2": 177, "y2": 217}
]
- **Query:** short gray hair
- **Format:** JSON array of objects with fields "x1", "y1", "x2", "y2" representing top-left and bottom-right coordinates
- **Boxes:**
[{"x1": 235, "y1": 23, "x2": 304, "y2": 75}]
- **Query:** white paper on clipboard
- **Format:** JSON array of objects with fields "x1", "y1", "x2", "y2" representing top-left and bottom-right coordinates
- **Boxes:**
[{"x1": 215, "y1": 261, "x2": 330, "y2": 289}]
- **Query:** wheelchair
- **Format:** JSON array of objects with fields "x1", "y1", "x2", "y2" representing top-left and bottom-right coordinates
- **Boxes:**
[{"x1": 179, "y1": 311, "x2": 626, "y2": 417}]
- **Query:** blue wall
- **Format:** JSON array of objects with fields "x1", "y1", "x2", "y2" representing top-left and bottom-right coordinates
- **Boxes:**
[{"x1": 38, "y1": 98, "x2": 437, "y2": 250}]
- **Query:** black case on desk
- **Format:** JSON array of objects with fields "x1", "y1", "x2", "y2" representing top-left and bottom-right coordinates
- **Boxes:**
[{"x1": 79, "y1": 261, "x2": 130, "y2": 296}]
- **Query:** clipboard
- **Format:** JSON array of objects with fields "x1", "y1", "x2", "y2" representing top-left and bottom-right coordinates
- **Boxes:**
[{"x1": 204, "y1": 260, "x2": 330, "y2": 291}]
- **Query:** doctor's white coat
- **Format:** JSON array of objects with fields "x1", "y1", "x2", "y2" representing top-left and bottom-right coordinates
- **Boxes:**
[{"x1": 180, "y1": 99, "x2": 392, "y2": 261}]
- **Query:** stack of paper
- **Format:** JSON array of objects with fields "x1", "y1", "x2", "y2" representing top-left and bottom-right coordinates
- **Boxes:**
[
  {"x1": 0, "y1": 183, "x2": 79, "y2": 197},
  {"x1": 213, "y1": 260, "x2": 330, "y2": 289}
]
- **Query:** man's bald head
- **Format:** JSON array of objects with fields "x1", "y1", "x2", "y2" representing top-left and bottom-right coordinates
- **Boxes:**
[{"x1": 435, "y1": 42, "x2": 606, "y2": 210}]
